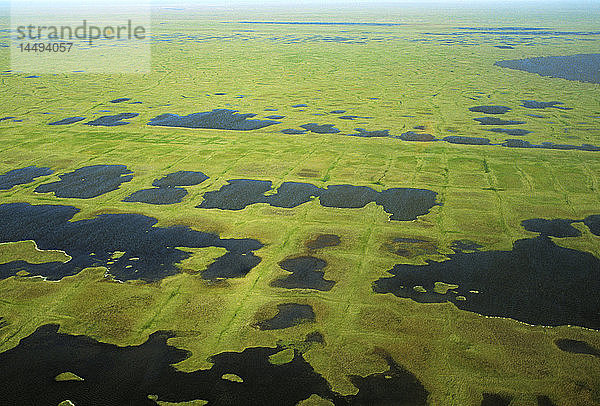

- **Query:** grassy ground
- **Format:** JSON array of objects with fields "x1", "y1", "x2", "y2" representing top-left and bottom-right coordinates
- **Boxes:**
[{"x1": 0, "y1": 6, "x2": 599, "y2": 405}]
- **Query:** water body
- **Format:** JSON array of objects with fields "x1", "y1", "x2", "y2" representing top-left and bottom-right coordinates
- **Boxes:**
[
  {"x1": 399, "y1": 131, "x2": 436, "y2": 141},
  {"x1": 48, "y1": 117, "x2": 86, "y2": 125},
  {"x1": 555, "y1": 339, "x2": 600, "y2": 357},
  {"x1": 373, "y1": 220, "x2": 600, "y2": 329},
  {"x1": 481, "y1": 393, "x2": 512, "y2": 406},
  {"x1": 306, "y1": 234, "x2": 341, "y2": 250},
  {"x1": 469, "y1": 106, "x2": 511, "y2": 114},
  {"x1": 292, "y1": 104, "x2": 308, "y2": 108},
  {"x1": 521, "y1": 100, "x2": 572, "y2": 110},
  {"x1": 34, "y1": 165, "x2": 133, "y2": 198},
  {"x1": 197, "y1": 180, "x2": 439, "y2": 221},
  {"x1": 123, "y1": 188, "x2": 188, "y2": 205},
  {"x1": 0, "y1": 324, "x2": 428, "y2": 405},
  {"x1": 474, "y1": 117, "x2": 526, "y2": 126},
  {"x1": 502, "y1": 139, "x2": 600, "y2": 152},
  {"x1": 300, "y1": 123, "x2": 341, "y2": 134},
  {"x1": 85, "y1": 113, "x2": 139, "y2": 126},
  {"x1": 281, "y1": 128, "x2": 307, "y2": 134},
  {"x1": 0, "y1": 203, "x2": 262, "y2": 282},
  {"x1": 152, "y1": 171, "x2": 209, "y2": 187},
  {"x1": 256, "y1": 303, "x2": 316, "y2": 330},
  {"x1": 148, "y1": 109, "x2": 281, "y2": 130},
  {"x1": 494, "y1": 54, "x2": 600, "y2": 84},
  {"x1": 521, "y1": 218, "x2": 581, "y2": 237},
  {"x1": 0, "y1": 166, "x2": 53, "y2": 190},
  {"x1": 443, "y1": 136, "x2": 491, "y2": 145},
  {"x1": 272, "y1": 256, "x2": 335, "y2": 291},
  {"x1": 265, "y1": 115, "x2": 285, "y2": 119},
  {"x1": 330, "y1": 110, "x2": 346, "y2": 114},
  {"x1": 349, "y1": 128, "x2": 390, "y2": 137},
  {"x1": 583, "y1": 215, "x2": 600, "y2": 236},
  {"x1": 487, "y1": 128, "x2": 532, "y2": 136},
  {"x1": 109, "y1": 98, "x2": 131, "y2": 103}
]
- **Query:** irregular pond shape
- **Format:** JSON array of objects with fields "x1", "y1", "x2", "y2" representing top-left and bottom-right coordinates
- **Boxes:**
[
  {"x1": 256, "y1": 303, "x2": 316, "y2": 330},
  {"x1": 481, "y1": 393, "x2": 512, "y2": 406},
  {"x1": 495, "y1": 45, "x2": 514, "y2": 49},
  {"x1": 198, "y1": 180, "x2": 439, "y2": 221},
  {"x1": 85, "y1": 113, "x2": 138, "y2": 127},
  {"x1": 469, "y1": 106, "x2": 511, "y2": 114},
  {"x1": 148, "y1": 109, "x2": 281, "y2": 130},
  {"x1": 373, "y1": 228, "x2": 600, "y2": 329},
  {"x1": 583, "y1": 215, "x2": 600, "y2": 236},
  {"x1": 48, "y1": 117, "x2": 86, "y2": 126},
  {"x1": 399, "y1": 131, "x2": 436, "y2": 142},
  {"x1": 450, "y1": 240, "x2": 483, "y2": 252},
  {"x1": 271, "y1": 256, "x2": 335, "y2": 291},
  {"x1": 281, "y1": 129, "x2": 307, "y2": 134},
  {"x1": 330, "y1": 110, "x2": 346, "y2": 114},
  {"x1": 348, "y1": 128, "x2": 390, "y2": 137},
  {"x1": 0, "y1": 166, "x2": 53, "y2": 190},
  {"x1": 487, "y1": 128, "x2": 532, "y2": 136},
  {"x1": 347, "y1": 351, "x2": 428, "y2": 406},
  {"x1": 521, "y1": 218, "x2": 581, "y2": 237},
  {"x1": 265, "y1": 115, "x2": 285, "y2": 119},
  {"x1": 338, "y1": 115, "x2": 361, "y2": 120},
  {"x1": 521, "y1": 100, "x2": 572, "y2": 110},
  {"x1": 306, "y1": 234, "x2": 341, "y2": 250},
  {"x1": 292, "y1": 104, "x2": 308, "y2": 108},
  {"x1": 152, "y1": 171, "x2": 209, "y2": 187},
  {"x1": 300, "y1": 123, "x2": 341, "y2": 134},
  {"x1": 0, "y1": 117, "x2": 15, "y2": 122},
  {"x1": 537, "y1": 396, "x2": 558, "y2": 406},
  {"x1": 385, "y1": 237, "x2": 438, "y2": 257},
  {"x1": 0, "y1": 324, "x2": 342, "y2": 406},
  {"x1": 443, "y1": 136, "x2": 491, "y2": 145},
  {"x1": 554, "y1": 339, "x2": 600, "y2": 357},
  {"x1": 34, "y1": 165, "x2": 133, "y2": 199},
  {"x1": 0, "y1": 203, "x2": 263, "y2": 282},
  {"x1": 474, "y1": 117, "x2": 526, "y2": 126},
  {"x1": 494, "y1": 54, "x2": 600, "y2": 84},
  {"x1": 123, "y1": 188, "x2": 188, "y2": 205},
  {"x1": 413, "y1": 125, "x2": 426, "y2": 130},
  {"x1": 109, "y1": 98, "x2": 131, "y2": 103},
  {"x1": 502, "y1": 139, "x2": 600, "y2": 152}
]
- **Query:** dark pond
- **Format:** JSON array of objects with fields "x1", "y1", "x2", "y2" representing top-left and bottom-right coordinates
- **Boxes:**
[
  {"x1": 474, "y1": 117, "x2": 526, "y2": 126},
  {"x1": 255, "y1": 303, "x2": 316, "y2": 330},
  {"x1": 281, "y1": 129, "x2": 307, "y2": 134},
  {"x1": 198, "y1": 180, "x2": 439, "y2": 221},
  {"x1": 34, "y1": 165, "x2": 133, "y2": 198},
  {"x1": 469, "y1": 106, "x2": 511, "y2": 114},
  {"x1": 300, "y1": 123, "x2": 341, "y2": 134},
  {"x1": 521, "y1": 218, "x2": 581, "y2": 237},
  {"x1": 292, "y1": 104, "x2": 308, "y2": 108},
  {"x1": 0, "y1": 203, "x2": 263, "y2": 282},
  {"x1": 48, "y1": 117, "x2": 86, "y2": 125},
  {"x1": 306, "y1": 234, "x2": 341, "y2": 250},
  {"x1": 123, "y1": 188, "x2": 188, "y2": 205},
  {"x1": 0, "y1": 324, "x2": 429, "y2": 405},
  {"x1": 583, "y1": 215, "x2": 600, "y2": 236},
  {"x1": 109, "y1": 98, "x2": 131, "y2": 103},
  {"x1": 0, "y1": 166, "x2": 53, "y2": 190},
  {"x1": 481, "y1": 393, "x2": 512, "y2": 406},
  {"x1": 554, "y1": 339, "x2": 600, "y2": 357},
  {"x1": 495, "y1": 54, "x2": 600, "y2": 84},
  {"x1": 85, "y1": 113, "x2": 139, "y2": 126},
  {"x1": 442, "y1": 136, "x2": 491, "y2": 145},
  {"x1": 502, "y1": 139, "x2": 600, "y2": 151},
  {"x1": 265, "y1": 115, "x2": 285, "y2": 119},
  {"x1": 152, "y1": 171, "x2": 209, "y2": 187},
  {"x1": 487, "y1": 128, "x2": 532, "y2": 136},
  {"x1": 399, "y1": 131, "x2": 436, "y2": 142},
  {"x1": 373, "y1": 219, "x2": 600, "y2": 329},
  {"x1": 330, "y1": 110, "x2": 346, "y2": 114},
  {"x1": 349, "y1": 128, "x2": 390, "y2": 137},
  {"x1": 148, "y1": 109, "x2": 281, "y2": 130},
  {"x1": 521, "y1": 100, "x2": 571, "y2": 110},
  {"x1": 271, "y1": 256, "x2": 335, "y2": 291}
]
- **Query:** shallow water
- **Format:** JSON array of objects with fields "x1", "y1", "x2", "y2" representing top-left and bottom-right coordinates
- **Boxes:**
[
  {"x1": 0, "y1": 203, "x2": 263, "y2": 282},
  {"x1": 34, "y1": 165, "x2": 133, "y2": 199},
  {"x1": 272, "y1": 256, "x2": 335, "y2": 291},
  {"x1": 0, "y1": 166, "x2": 53, "y2": 190},
  {"x1": 495, "y1": 54, "x2": 600, "y2": 84},
  {"x1": 148, "y1": 109, "x2": 281, "y2": 130}
]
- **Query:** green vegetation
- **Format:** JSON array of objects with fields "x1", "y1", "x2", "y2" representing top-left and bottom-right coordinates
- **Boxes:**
[{"x1": 0, "y1": 5, "x2": 599, "y2": 405}]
